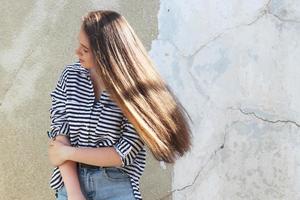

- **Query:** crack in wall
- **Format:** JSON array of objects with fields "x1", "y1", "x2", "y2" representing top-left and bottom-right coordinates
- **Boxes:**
[
  {"x1": 239, "y1": 108, "x2": 300, "y2": 128},
  {"x1": 158, "y1": 1, "x2": 270, "y2": 59},
  {"x1": 245, "y1": 0, "x2": 272, "y2": 26},
  {"x1": 153, "y1": 0, "x2": 300, "y2": 199},
  {"x1": 161, "y1": 0, "x2": 300, "y2": 63},
  {"x1": 270, "y1": 12, "x2": 300, "y2": 23},
  {"x1": 229, "y1": 107, "x2": 300, "y2": 128},
  {"x1": 187, "y1": 0, "x2": 273, "y2": 59},
  {"x1": 158, "y1": 128, "x2": 228, "y2": 200},
  {"x1": 158, "y1": 105, "x2": 300, "y2": 199}
]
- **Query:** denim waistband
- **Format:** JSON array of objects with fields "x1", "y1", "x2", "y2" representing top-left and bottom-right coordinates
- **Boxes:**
[{"x1": 77, "y1": 163, "x2": 108, "y2": 170}]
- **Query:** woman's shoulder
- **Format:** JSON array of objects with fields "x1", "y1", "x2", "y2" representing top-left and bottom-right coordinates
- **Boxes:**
[
  {"x1": 62, "y1": 61, "x2": 89, "y2": 75},
  {"x1": 54, "y1": 61, "x2": 89, "y2": 87},
  {"x1": 56, "y1": 61, "x2": 89, "y2": 82}
]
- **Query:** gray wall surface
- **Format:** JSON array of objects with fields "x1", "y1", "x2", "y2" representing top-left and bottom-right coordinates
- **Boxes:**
[
  {"x1": 0, "y1": 1, "x2": 172, "y2": 200},
  {"x1": 150, "y1": 0, "x2": 300, "y2": 199},
  {"x1": 2, "y1": 0, "x2": 300, "y2": 200}
]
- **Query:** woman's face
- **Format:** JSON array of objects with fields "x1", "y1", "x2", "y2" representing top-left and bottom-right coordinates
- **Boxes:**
[{"x1": 75, "y1": 26, "x2": 97, "y2": 69}]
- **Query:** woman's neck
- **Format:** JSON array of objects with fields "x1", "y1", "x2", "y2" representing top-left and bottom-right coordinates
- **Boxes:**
[{"x1": 89, "y1": 67, "x2": 106, "y2": 92}]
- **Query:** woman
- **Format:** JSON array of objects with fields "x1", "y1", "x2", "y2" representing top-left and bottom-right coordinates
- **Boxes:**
[{"x1": 48, "y1": 10, "x2": 192, "y2": 200}]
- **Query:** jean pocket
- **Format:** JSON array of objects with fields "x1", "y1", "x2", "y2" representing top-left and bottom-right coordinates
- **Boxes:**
[{"x1": 104, "y1": 167, "x2": 129, "y2": 181}]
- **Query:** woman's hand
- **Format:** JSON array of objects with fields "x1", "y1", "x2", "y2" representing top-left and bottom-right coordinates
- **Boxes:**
[{"x1": 48, "y1": 138, "x2": 72, "y2": 166}]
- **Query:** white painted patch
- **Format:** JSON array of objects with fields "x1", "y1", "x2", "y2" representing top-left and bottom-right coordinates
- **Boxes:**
[{"x1": 151, "y1": 0, "x2": 300, "y2": 199}]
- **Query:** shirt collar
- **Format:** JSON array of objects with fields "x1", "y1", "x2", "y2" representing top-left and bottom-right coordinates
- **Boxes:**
[{"x1": 75, "y1": 60, "x2": 90, "y2": 75}]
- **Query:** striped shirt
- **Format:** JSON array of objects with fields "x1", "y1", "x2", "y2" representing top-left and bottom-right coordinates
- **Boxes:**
[{"x1": 47, "y1": 61, "x2": 146, "y2": 200}]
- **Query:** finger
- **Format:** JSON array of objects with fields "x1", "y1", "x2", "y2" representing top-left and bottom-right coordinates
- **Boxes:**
[
  {"x1": 49, "y1": 140, "x2": 55, "y2": 146},
  {"x1": 48, "y1": 139, "x2": 54, "y2": 146},
  {"x1": 50, "y1": 140, "x2": 58, "y2": 145}
]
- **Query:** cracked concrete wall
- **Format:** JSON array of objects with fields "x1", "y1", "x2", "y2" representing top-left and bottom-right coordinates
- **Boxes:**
[
  {"x1": 149, "y1": 0, "x2": 300, "y2": 199},
  {"x1": 0, "y1": 1, "x2": 174, "y2": 200}
]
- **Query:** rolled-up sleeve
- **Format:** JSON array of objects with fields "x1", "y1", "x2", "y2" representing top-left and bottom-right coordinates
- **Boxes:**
[
  {"x1": 47, "y1": 68, "x2": 70, "y2": 139},
  {"x1": 113, "y1": 116, "x2": 145, "y2": 167}
]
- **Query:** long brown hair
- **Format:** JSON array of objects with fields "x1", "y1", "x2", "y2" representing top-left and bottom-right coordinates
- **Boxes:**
[{"x1": 81, "y1": 10, "x2": 192, "y2": 163}]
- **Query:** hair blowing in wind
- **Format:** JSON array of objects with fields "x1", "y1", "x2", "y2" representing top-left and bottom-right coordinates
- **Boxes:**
[{"x1": 81, "y1": 10, "x2": 192, "y2": 163}]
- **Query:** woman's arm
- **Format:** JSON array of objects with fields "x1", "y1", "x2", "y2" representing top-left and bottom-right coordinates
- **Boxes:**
[
  {"x1": 54, "y1": 135, "x2": 85, "y2": 199},
  {"x1": 64, "y1": 146, "x2": 123, "y2": 167},
  {"x1": 49, "y1": 139, "x2": 122, "y2": 167},
  {"x1": 63, "y1": 116, "x2": 144, "y2": 168},
  {"x1": 48, "y1": 66, "x2": 85, "y2": 199}
]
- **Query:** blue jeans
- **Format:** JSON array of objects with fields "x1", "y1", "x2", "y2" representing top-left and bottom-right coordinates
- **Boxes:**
[{"x1": 55, "y1": 165, "x2": 135, "y2": 200}]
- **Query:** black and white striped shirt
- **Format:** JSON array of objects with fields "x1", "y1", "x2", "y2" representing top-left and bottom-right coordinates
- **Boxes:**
[{"x1": 47, "y1": 61, "x2": 146, "y2": 200}]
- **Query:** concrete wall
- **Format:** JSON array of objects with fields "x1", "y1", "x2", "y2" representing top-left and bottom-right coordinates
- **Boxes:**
[
  {"x1": 0, "y1": 1, "x2": 172, "y2": 200},
  {"x1": 2, "y1": 0, "x2": 300, "y2": 200},
  {"x1": 150, "y1": 0, "x2": 300, "y2": 199}
]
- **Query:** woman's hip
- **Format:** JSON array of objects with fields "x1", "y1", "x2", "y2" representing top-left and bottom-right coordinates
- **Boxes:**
[{"x1": 56, "y1": 164, "x2": 135, "y2": 200}]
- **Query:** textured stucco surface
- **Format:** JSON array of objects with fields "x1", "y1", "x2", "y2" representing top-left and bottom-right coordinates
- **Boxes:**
[
  {"x1": 149, "y1": 0, "x2": 300, "y2": 199},
  {"x1": 3, "y1": 0, "x2": 299, "y2": 200},
  {"x1": 0, "y1": 1, "x2": 172, "y2": 200}
]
